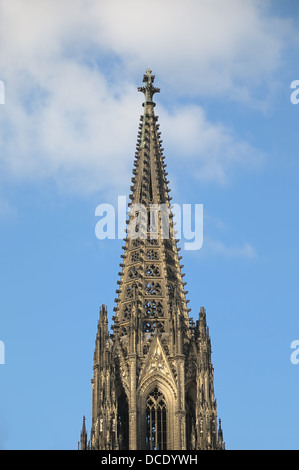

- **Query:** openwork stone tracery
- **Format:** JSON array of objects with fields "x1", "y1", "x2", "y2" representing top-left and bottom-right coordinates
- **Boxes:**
[{"x1": 80, "y1": 70, "x2": 224, "y2": 451}]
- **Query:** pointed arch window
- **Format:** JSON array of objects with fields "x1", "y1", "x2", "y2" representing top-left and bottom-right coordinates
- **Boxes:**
[{"x1": 146, "y1": 387, "x2": 167, "y2": 450}]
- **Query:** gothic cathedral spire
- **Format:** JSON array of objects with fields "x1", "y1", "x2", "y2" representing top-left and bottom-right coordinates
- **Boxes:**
[{"x1": 80, "y1": 69, "x2": 224, "y2": 451}]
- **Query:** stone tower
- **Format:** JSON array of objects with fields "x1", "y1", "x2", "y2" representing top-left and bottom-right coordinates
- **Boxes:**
[{"x1": 80, "y1": 69, "x2": 224, "y2": 451}]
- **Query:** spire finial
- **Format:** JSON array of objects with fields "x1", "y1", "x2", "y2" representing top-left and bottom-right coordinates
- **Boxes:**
[
  {"x1": 80, "y1": 415, "x2": 87, "y2": 450},
  {"x1": 82, "y1": 415, "x2": 86, "y2": 432},
  {"x1": 137, "y1": 68, "x2": 160, "y2": 104}
]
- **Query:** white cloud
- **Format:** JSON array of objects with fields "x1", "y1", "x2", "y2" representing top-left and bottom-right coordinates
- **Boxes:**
[
  {"x1": 160, "y1": 105, "x2": 264, "y2": 185},
  {"x1": 0, "y1": 0, "x2": 295, "y2": 195},
  {"x1": 0, "y1": 197, "x2": 17, "y2": 219},
  {"x1": 86, "y1": 0, "x2": 292, "y2": 105},
  {"x1": 204, "y1": 237, "x2": 257, "y2": 259},
  {"x1": 0, "y1": 61, "x2": 141, "y2": 195},
  {"x1": 204, "y1": 214, "x2": 228, "y2": 232}
]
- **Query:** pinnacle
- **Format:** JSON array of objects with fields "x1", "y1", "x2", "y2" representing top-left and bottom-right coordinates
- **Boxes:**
[{"x1": 113, "y1": 70, "x2": 190, "y2": 347}]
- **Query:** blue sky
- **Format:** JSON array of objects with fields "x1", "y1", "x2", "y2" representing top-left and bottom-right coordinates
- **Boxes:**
[{"x1": 0, "y1": 0, "x2": 299, "y2": 449}]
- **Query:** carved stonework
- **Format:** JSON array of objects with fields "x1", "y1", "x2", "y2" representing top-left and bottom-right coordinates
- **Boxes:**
[
  {"x1": 138, "y1": 337, "x2": 174, "y2": 388},
  {"x1": 79, "y1": 70, "x2": 224, "y2": 451}
]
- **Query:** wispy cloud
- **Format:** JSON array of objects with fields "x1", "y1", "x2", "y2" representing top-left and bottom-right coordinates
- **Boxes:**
[
  {"x1": 160, "y1": 105, "x2": 265, "y2": 185},
  {"x1": 203, "y1": 237, "x2": 257, "y2": 259},
  {"x1": 0, "y1": 198, "x2": 17, "y2": 219},
  {"x1": 0, "y1": 0, "x2": 295, "y2": 195}
]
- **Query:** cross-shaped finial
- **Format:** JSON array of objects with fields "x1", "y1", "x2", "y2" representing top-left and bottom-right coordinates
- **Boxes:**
[{"x1": 137, "y1": 68, "x2": 160, "y2": 103}]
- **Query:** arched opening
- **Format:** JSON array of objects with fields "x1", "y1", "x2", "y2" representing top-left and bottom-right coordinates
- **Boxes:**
[
  {"x1": 117, "y1": 391, "x2": 129, "y2": 450},
  {"x1": 186, "y1": 384, "x2": 197, "y2": 450},
  {"x1": 145, "y1": 387, "x2": 167, "y2": 450}
]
